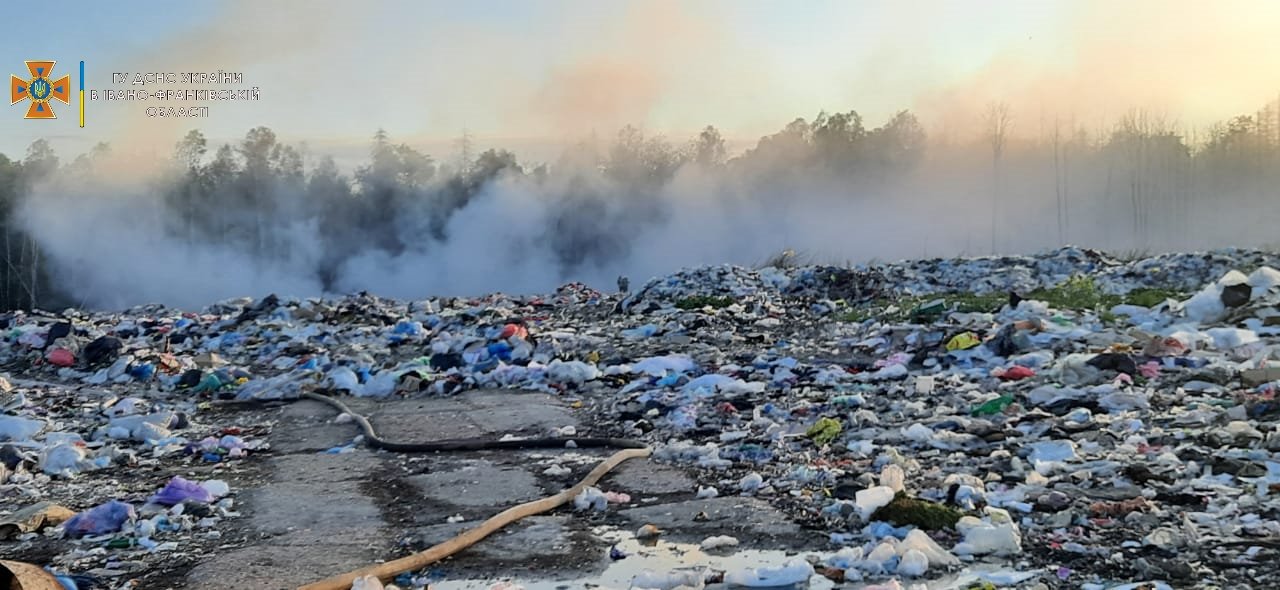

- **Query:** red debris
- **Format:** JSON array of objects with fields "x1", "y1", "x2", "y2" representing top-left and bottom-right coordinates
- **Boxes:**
[
  {"x1": 500, "y1": 323, "x2": 529, "y2": 340},
  {"x1": 998, "y1": 365, "x2": 1036, "y2": 381},
  {"x1": 47, "y1": 348, "x2": 75, "y2": 367}
]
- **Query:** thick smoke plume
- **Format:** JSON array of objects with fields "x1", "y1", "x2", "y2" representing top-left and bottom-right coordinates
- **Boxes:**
[{"x1": 8, "y1": 97, "x2": 1280, "y2": 310}]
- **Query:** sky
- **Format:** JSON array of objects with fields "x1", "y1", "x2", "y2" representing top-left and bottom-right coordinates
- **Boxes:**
[{"x1": 3, "y1": 0, "x2": 1279, "y2": 165}]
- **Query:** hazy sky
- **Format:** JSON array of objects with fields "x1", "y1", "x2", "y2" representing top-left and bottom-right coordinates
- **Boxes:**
[{"x1": 3, "y1": 0, "x2": 1279, "y2": 163}]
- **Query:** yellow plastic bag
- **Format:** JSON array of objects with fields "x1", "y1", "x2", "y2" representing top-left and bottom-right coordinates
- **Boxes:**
[{"x1": 946, "y1": 332, "x2": 982, "y2": 351}]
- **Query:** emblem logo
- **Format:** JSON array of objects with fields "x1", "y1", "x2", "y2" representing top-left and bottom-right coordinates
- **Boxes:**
[{"x1": 10, "y1": 61, "x2": 71, "y2": 119}]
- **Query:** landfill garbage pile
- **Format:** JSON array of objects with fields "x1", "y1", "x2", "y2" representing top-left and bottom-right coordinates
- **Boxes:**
[{"x1": 3, "y1": 246, "x2": 1280, "y2": 589}]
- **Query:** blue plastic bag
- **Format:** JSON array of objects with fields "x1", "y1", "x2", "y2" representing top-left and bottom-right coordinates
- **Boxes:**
[
  {"x1": 63, "y1": 500, "x2": 135, "y2": 537},
  {"x1": 130, "y1": 363, "x2": 156, "y2": 380},
  {"x1": 487, "y1": 341, "x2": 513, "y2": 361}
]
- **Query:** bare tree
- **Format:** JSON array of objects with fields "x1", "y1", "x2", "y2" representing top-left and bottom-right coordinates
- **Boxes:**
[
  {"x1": 1052, "y1": 117, "x2": 1067, "y2": 245},
  {"x1": 984, "y1": 101, "x2": 1013, "y2": 253}
]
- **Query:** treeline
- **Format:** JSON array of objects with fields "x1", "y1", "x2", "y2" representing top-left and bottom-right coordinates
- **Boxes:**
[
  {"x1": 147, "y1": 110, "x2": 928, "y2": 292},
  {"x1": 982, "y1": 101, "x2": 1280, "y2": 254},
  {"x1": 0, "y1": 140, "x2": 72, "y2": 310},
  {"x1": 3, "y1": 97, "x2": 1280, "y2": 310}
]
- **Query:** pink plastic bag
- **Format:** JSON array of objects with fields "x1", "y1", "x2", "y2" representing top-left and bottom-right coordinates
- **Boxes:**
[{"x1": 47, "y1": 348, "x2": 75, "y2": 367}]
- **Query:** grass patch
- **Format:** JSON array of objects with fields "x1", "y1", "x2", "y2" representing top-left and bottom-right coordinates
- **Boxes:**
[
  {"x1": 1027, "y1": 275, "x2": 1121, "y2": 311},
  {"x1": 1030, "y1": 275, "x2": 1186, "y2": 311},
  {"x1": 835, "y1": 298, "x2": 913, "y2": 323},
  {"x1": 1122, "y1": 287, "x2": 1184, "y2": 308},
  {"x1": 832, "y1": 279, "x2": 1182, "y2": 324},
  {"x1": 675, "y1": 295, "x2": 736, "y2": 310},
  {"x1": 945, "y1": 292, "x2": 1008, "y2": 314},
  {"x1": 1024, "y1": 277, "x2": 1186, "y2": 326},
  {"x1": 869, "y1": 492, "x2": 964, "y2": 530}
]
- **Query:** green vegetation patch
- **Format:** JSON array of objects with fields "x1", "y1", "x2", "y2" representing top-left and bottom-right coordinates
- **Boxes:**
[
  {"x1": 833, "y1": 279, "x2": 1184, "y2": 324},
  {"x1": 675, "y1": 295, "x2": 736, "y2": 310},
  {"x1": 1029, "y1": 276, "x2": 1185, "y2": 312},
  {"x1": 836, "y1": 292, "x2": 1006, "y2": 324},
  {"x1": 1027, "y1": 275, "x2": 1120, "y2": 311},
  {"x1": 869, "y1": 492, "x2": 964, "y2": 530},
  {"x1": 1122, "y1": 287, "x2": 1185, "y2": 308}
]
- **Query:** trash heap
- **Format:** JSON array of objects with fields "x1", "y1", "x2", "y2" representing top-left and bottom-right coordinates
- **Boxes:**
[{"x1": 3, "y1": 246, "x2": 1280, "y2": 589}]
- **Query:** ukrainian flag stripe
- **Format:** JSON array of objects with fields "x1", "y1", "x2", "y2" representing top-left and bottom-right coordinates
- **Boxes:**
[{"x1": 78, "y1": 61, "x2": 84, "y2": 128}]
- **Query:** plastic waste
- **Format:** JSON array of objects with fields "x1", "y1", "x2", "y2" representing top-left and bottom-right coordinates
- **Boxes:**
[
  {"x1": 855, "y1": 486, "x2": 895, "y2": 520},
  {"x1": 573, "y1": 487, "x2": 607, "y2": 512},
  {"x1": 898, "y1": 548, "x2": 928, "y2": 576},
  {"x1": 0, "y1": 415, "x2": 45, "y2": 441},
  {"x1": 150, "y1": 476, "x2": 216, "y2": 505},
  {"x1": 62, "y1": 500, "x2": 135, "y2": 538},
  {"x1": 604, "y1": 491, "x2": 631, "y2": 504},
  {"x1": 40, "y1": 443, "x2": 86, "y2": 477},
  {"x1": 357, "y1": 370, "x2": 399, "y2": 397},
  {"x1": 201, "y1": 479, "x2": 231, "y2": 499},
  {"x1": 683, "y1": 374, "x2": 764, "y2": 395},
  {"x1": 82, "y1": 336, "x2": 123, "y2": 366},
  {"x1": 880, "y1": 464, "x2": 905, "y2": 493},
  {"x1": 0, "y1": 247, "x2": 1278, "y2": 585},
  {"x1": 913, "y1": 376, "x2": 935, "y2": 394},
  {"x1": 107, "y1": 412, "x2": 179, "y2": 443},
  {"x1": 46, "y1": 348, "x2": 75, "y2": 367},
  {"x1": 978, "y1": 571, "x2": 1038, "y2": 585},
  {"x1": 330, "y1": 367, "x2": 360, "y2": 392},
  {"x1": 631, "y1": 354, "x2": 696, "y2": 377},
  {"x1": 1028, "y1": 440, "x2": 1077, "y2": 464},
  {"x1": 994, "y1": 365, "x2": 1035, "y2": 380},
  {"x1": 631, "y1": 570, "x2": 703, "y2": 590},
  {"x1": 723, "y1": 558, "x2": 814, "y2": 587},
  {"x1": 699, "y1": 535, "x2": 739, "y2": 550},
  {"x1": 971, "y1": 394, "x2": 1014, "y2": 416},
  {"x1": 899, "y1": 529, "x2": 960, "y2": 566},
  {"x1": 858, "y1": 582, "x2": 906, "y2": 590},
  {"x1": 807, "y1": 417, "x2": 842, "y2": 445},
  {"x1": 621, "y1": 324, "x2": 659, "y2": 339},
  {"x1": 351, "y1": 575, "x2": 387, "y2": 590},
  {"x1": 945, "y1": 332, "x2": 981, "y2": 351},
  {"x1": 547, "y1": 360, "x2": 601, "y2": 384},
  {"x1": 953, "y1": 508, "x2": 1023, "y2": 556}
]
